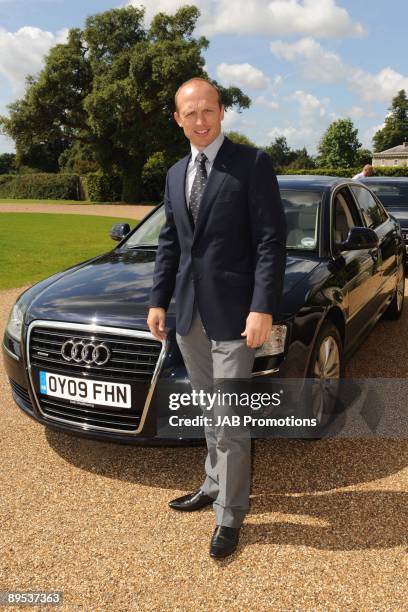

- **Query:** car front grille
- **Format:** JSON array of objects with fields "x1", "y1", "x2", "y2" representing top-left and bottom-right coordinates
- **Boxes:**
[
  {"x1": 27, "y1": 322, "x2": 165, "y2": 434},
  {"x1": 38, "y1": 395, "x2": 142, "y2": 432},
  {"x1": 30, "y1": 327, "x2": 161, "y2": 381}
]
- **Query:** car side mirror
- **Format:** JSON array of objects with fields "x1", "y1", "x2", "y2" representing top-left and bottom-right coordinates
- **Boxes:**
[
  {"x1": 339, "y1": 227, "x2": 379, "y2": 251},
  {"x1": 110, "y1": 223, "x2": 131, "y2": 241}
]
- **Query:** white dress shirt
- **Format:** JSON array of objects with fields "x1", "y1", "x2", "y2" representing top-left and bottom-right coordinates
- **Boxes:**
[{"x1": 185, "y1": 131, "x2": 225, "y2": 205}]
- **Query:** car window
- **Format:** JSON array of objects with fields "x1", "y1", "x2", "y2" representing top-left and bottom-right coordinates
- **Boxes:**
[
  {"x1": 350, "y1": 185, "x2": 388, "y2": 229},
  {"x1": 281, "y1": 189, "x2": 321, "y2": 251},
  {"x1": 365, "y1": 183, "x2": 408, "y2": 208},
  {"x1": 124, "y1": 206, "x2": 166, "y2": 247},
  {"x1": 124, "y1": 189, "x2": 322, "y2": 252},
  {"x1": 332, "y1": 188, "x2": 360, "y2": 246}
]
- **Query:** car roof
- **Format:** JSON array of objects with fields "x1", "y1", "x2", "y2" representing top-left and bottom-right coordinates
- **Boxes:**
[
  {"x1": 359, "y1": 177, "x2": 408, "y2": 183},
  {"x1": 277, "y1": 175, "x2": 349, "y2": 191}
]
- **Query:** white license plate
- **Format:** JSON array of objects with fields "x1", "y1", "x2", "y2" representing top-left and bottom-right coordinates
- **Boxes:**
[{"x1": 39, "y1": 371, "x2": 131, "y2": 408}]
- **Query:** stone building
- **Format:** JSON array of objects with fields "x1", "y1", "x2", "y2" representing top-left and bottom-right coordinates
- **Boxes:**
[{"x1": 372, "y1": 141, "x2": 408, "y2": 167}]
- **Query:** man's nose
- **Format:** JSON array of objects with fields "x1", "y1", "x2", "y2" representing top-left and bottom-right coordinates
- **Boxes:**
[{"x1": 196, "y1": 114, "x2": 206, "y2": 126}]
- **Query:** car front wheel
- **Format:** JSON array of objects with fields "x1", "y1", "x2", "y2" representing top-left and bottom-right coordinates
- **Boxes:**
[
  {"x1": 384, "y1": 259, "x2": 405, "y2": 320},
  {"x1": 305, "y1": 321, "x2": 344, "y2": 434}
]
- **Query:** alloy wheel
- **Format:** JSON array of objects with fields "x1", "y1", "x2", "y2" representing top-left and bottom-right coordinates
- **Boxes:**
[{"x1": 311, "y1": 335, "x2": 341, "y2": 423}]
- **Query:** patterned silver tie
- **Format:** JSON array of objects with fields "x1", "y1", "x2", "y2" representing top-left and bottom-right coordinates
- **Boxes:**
[{"x1": 189, "y1": 152, "x2": 208, "y2": 224}]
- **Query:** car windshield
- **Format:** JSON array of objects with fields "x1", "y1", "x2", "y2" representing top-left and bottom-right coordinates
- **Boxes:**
[
  {"x1": 367, "y1": 182, "x2": 408, "y2": 207},
  {"x1": 280, "y1": 189, "x2": 320, "y2": 250},
  {"x1": 123, "y1": 188, "x2": 321, "y2": 251}
]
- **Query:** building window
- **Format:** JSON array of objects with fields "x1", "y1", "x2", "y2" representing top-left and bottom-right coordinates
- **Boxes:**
[{"x1": 394, "y1": 159, "x2": 399, "y2": 165}]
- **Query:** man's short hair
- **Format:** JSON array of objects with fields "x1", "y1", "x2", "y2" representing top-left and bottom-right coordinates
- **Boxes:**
[{"x1": 174, "y1": 78, "x2": 222, "y2": 111}]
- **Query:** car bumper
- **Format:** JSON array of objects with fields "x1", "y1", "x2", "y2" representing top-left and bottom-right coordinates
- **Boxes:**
[{"x1": 3, "y1": 332, "x2": 293, "y2": 445}]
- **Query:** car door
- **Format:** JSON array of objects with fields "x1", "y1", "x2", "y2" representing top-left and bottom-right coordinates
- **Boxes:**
[
  {"x1": 349, "y1": 183, "x2": 397, "y2": 309},
  {"x1": 331, "y1": 186, "x2": 382, "y2": 343}
]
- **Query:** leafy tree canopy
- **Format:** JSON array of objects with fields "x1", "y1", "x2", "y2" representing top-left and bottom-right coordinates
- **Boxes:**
[
  {"x1": 373, "y1": 89, "x2": 408, "y2": 152},
  {"x1": 0, "y1": 6, "x2": 250, "y2": 202},
  {"x1": 317, "y1": 118, "x2": 361, "y2": 167},
  {"x1": 225, "y1": 131, "x2": 256, "y2": 147},
  {"x1": 264, "y1": 136, "x2": 315, "y2": 170},
  {"x1": 0, "y1": 153, "x2": 16, "y2": 174}
]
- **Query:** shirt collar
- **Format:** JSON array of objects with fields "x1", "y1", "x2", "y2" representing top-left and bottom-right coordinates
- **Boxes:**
[{"x1": 190, "y1": 131, "x2": 225, "y2": 164}]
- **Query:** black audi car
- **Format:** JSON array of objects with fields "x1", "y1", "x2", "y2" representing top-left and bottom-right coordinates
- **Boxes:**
[
  {"x1": 3, "y1": 176, "x2": 405, "y2": 444},
  {"x1": 359, "y1": 177, "x2": 408, "y2": 263}
]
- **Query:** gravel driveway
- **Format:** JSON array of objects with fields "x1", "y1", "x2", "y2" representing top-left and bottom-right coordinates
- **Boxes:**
[
  {"x1": 1, "y1": 282, "x2": 407, "y2": 611},
  {"x1": 0, "y1": 202, "x2": 154, "y2": 220}
]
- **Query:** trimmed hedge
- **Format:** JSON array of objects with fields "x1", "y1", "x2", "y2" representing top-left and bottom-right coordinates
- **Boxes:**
[
  {"x1": 0, "y1": 173, "x2": 80, "y2": 199},
  {"x1": 85, "y1": 172, "x2": 122, "y2": 202},
  {"x1": 279, "y1": 166, "x2": 408, "y2": 177}
]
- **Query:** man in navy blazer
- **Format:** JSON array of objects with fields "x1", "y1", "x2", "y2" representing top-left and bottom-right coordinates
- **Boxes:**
[{"x1": 148, "y1": 78, "x2": 286, "y2": 558}]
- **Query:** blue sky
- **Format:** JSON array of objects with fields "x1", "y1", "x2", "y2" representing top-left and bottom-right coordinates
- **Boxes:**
[{"x1": 0, "y1": 0, "x2": 407, "y2": 155}]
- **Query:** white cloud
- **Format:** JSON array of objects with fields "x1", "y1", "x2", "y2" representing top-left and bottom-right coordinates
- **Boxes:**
[
  {"x1": 222, "y1": 108, "x2": 255, "y2": 130},
  {"x1": 290, "y1": 89, "x2": 328, "y2": 120},
  {"x1": 347, "y1": 105, "x2": 376, "y2": 119},
  {"x1": 360, "y1": 122, "x2": 386, "y2": 148},
  {"x1": 266, "y1": 89, "x2": 331, "y2": 151},
  {"x1": 255, "y1": 95, "x2": 280, "y2": 111},
  {"x1": 216, "y1": 62, "x2": 269, "y2": 90},
  {"x1": 127, "y1": 0, "x2": 364, "y2": 38},
  {"x1": 271, "y1": 37, "x2": 408, "y2": 104},
  {"x1": 267, "y1": 125, "x2": 315, "y2": 149},
  {"x1": 271, "y1": 37, "x2": 348, "y2": 82},
  {"x1": 0, "y1": 26, "x2": 68, "y2": 96},
  {"x1": 349, "y1": 67, "x2": 408, "y2": 103},
  {"x1": 0, "y1": 133, "x2": 15, "y2": 154}
]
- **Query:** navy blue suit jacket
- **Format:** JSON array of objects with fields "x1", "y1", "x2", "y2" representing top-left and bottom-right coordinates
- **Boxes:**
[{"x1": 149, "y1": 136, "x2": 287, "y2": 340}]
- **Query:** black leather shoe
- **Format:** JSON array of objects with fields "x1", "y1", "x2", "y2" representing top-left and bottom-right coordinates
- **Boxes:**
[
  {"x1": 209, "y1": 526, "x2": 240, "y2": 559},
  {"x1": 168, "y1": 489, "x2": 214, "y2": 512}
]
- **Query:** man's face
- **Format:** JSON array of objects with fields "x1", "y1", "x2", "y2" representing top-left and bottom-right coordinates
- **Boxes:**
[
  {"x1": 174, "y1": 82, "x2": 224, "y2": 150},
  {"x1": 363, "y1": 166, "x2": 373, "y2": 176}
]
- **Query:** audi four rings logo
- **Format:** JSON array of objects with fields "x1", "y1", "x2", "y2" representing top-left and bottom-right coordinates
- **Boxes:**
[{"x1": 61, "y1": 339, "x2": 111, "y2": 366}]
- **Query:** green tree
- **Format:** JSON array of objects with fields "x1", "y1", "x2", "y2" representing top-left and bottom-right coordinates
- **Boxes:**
[
  {"x1": 225, "y1": 131, "x2": 256, "y2": 147},
  {"x1": 373, "y1": 90, "x2": 408, "y2": 152},
  {"x1": 0, "y1": 153, "x2": 16, "y2": 174},
  {"x1": 0, "y1": 6, "x2": 250, "y2": 202},
  {"x1": 0, "y1": 29, "x2": 90, "y2": 172},
  {"x1": 285, "y1": 147, "x2": 315, "y2": 170},
  {"x1": 264, "y1": 136, "x2": 293, "y2": 169},
  {"x1": 264, "y1": 137, "x2": 315, "y2": 170},
  {"x1": 317, "y1": 118, "x2": 361, "y2": 167},
  {"x1": 355, "y1": 148, "x2": 372, "y2": 167}
]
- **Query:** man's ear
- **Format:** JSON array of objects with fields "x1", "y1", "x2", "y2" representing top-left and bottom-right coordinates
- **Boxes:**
[
  {"x1": 220, "y1": 105, "x2": 225, "y2": 121},
  {"x1": 173, "y1": 111, "x2": 182, "y2": 127}
]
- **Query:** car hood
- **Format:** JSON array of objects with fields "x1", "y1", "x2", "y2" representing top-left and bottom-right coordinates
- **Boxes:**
[{"x1": 25, "y1": 249, "x2": 319, "y2": 329}]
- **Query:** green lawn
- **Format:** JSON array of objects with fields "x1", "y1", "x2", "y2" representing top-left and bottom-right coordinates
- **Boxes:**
[{"x1": 0, "y1": 213, "x2": 137, "y2": 289}]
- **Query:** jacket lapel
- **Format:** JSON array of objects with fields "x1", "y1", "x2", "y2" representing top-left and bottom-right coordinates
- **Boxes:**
[
  {"x1": 174, "y1": 152, "x2": 194, "y2": 234},
  {"x1": 192, "y1": 137, "x2": 236, "y2": 244}
]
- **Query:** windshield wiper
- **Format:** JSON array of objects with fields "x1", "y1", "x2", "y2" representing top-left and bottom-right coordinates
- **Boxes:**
[{"x1": 122, "y1": 244, "x2": 158, "y2": 249}]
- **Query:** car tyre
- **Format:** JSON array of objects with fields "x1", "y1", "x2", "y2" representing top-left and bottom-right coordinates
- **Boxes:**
[
  {"x1": 383, "y1": 260, "x2": 405, "y2": 320},
  {"x1": 302, "y1": 321, "x2": 344, "y2": 439}
]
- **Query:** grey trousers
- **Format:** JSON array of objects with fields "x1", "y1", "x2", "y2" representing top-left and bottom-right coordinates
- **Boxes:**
[{"x1": 176, "y1": 305, "x2": 255, "y2": 527}]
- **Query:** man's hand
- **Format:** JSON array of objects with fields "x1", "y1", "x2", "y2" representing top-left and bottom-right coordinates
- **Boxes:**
[
  {"x1": 147, "y1": 307, "x2": 167, "y2": 341},
  {"x1": 241, "y1": 312, "x2": 273, "y2": 348}
]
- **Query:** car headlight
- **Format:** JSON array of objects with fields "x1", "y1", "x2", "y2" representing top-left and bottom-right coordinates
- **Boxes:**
[
  {"x1": 6, "y1": 301, "x2": 26, "y2": 342},
  {"x1": 255, "y1": 324, "x2": 287, "y2": 357}
]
